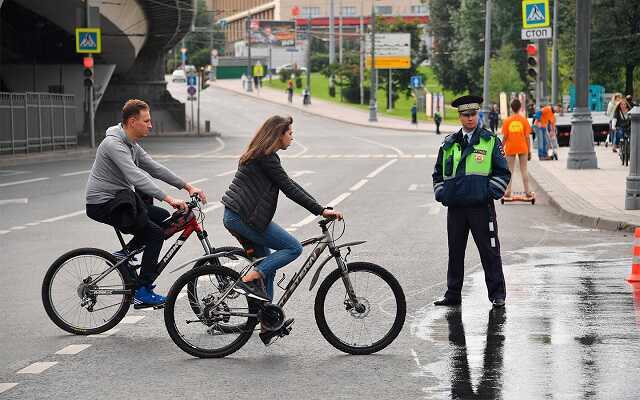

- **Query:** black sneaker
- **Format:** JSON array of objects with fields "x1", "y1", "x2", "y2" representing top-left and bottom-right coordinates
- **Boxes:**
[
  {"x1": 259, "y1": 318, "x2": 295, "y2": 346},
  {"x1": 232, "y1": 279, "x2": 270, "y2": 302}
]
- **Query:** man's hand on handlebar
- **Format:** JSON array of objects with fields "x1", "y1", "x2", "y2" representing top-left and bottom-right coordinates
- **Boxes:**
[
  {"x1": 184, "y1": 183, "x2": 208, "y2": 204},
  {"x1": 322, "y1": 208, "x2": 343, "y2": 221},
  {"x1": 164, "y1": 195, "x2": 188, "y2": 211}
]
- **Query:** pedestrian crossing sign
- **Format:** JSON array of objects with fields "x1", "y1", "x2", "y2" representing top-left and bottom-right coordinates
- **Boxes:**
[
  {"x1": 522, "y1": 0, "x2": 550, "y2": 29},
  {"x1": 75, "y1": 28, "x2": 102, "y2": 54}
]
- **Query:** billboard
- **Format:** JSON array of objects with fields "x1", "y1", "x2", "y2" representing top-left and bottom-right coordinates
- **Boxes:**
[
  {"x1": 365, "y1": 33, "x2": 411, "y2": 69},
  {"x1": 250, "y1": 20, "x2": 296, "y2": 47}
]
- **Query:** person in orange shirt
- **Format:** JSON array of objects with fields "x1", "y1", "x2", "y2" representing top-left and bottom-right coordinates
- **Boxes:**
[
  {"x1": 540, "y1": 104, "x2": 558, "y2": 160},
  {"x1": 501, "y1": 99, "x2": 533, "y2": 198}
]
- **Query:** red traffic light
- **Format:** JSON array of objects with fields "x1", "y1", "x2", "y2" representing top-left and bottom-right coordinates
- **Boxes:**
[
  {"x1": 526, "y1": 44, "x2": 537, "y2": 57},
  {"x1": 83, "y1": 56, "x2": 94, "y2": 69}
]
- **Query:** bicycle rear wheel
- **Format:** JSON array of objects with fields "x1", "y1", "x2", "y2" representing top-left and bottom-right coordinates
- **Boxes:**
[
  {"x1": 164, "y1": 265, "x2": 259, "y2": 358},
  {"x1": 42, "y1": 248, "x2": 133, "y2": 335},
  {"x1": 314, "y1": 262, "x2": 406, "y2": 355}
]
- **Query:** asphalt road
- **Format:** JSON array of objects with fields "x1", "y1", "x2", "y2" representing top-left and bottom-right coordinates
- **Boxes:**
[{"x1": 0, "y1": 84, "x2": 636, "y2": 399}]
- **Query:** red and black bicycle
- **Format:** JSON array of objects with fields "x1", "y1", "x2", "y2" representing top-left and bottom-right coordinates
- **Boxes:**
[{"x1": 41, "y1": 194, "x2": 247, "y2": 335}]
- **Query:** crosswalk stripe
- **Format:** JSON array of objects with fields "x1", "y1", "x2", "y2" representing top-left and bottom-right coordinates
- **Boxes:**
[
  {"x1": 16, "y1": 362, "x2": 57, "y2": 374},
  {"x1": 0, "y1": 383, "x2": 18, "y2": 394},
  {"x1": 55, "y1": 344, "x2": 91, "y2": 355},
  {"x1": 88, "y1": 328, "x2": 120, "y2": 337},
  {"x1": 120, "y1": 316, "x2": 145, "y2": 324}
]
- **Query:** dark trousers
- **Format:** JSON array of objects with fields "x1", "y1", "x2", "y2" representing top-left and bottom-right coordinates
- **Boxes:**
[
  {"x1": 86, "y1": 202, "x2": 170, "y2": 287},
  {"x1": 445, "y1": 202, "x2": 506, "y2": 302}
]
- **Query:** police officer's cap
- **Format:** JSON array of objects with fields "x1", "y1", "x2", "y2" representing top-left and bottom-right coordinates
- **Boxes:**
[{"x1": 451, "y1": 95, "x2": 483, "y2": 113}]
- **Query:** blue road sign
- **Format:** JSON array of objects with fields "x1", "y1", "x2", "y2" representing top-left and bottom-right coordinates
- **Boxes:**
[
  {"x1": 410, "y1": 75, "x2": 423, "y2": 89},
  {"x1": 187, "y1": 76, "x2": 197, "y2": 86},
  {"x1": 75, "y1": 28, "x2": 101, "y2": 53},
  {"x1": 187, "y1": 86, "x2": 196, "y2": 96}
]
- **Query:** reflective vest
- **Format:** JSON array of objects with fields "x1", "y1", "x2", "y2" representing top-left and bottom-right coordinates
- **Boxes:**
[{"x1": 442, "y1": 135, "x2": 495, "y2": 179}]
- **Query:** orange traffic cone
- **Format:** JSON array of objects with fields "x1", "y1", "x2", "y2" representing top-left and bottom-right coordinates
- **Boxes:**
[{"x1": 627, "y1": 228, "x2": 640, "y2": 282}]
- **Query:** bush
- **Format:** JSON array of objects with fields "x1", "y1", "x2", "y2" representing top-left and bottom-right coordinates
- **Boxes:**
[
  {"x1": 295, "y1": 75, "x2": 303, "y2": 89},
  {"x1": 311, "y1": 53, "x2": 329, "y2": 73},
  {"x1": 343, "y1": 85, "x2": 370, "y2": 104},
  {"x1": 279, "y1": 69, "x2": 292, "y2": 83}
]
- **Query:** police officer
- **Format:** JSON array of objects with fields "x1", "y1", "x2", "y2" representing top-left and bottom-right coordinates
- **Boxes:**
[{"x1": 432, "y1": 95, "x2": 511, "y2": 308}]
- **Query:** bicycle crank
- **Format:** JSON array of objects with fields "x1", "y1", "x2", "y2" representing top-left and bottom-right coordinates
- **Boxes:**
[{"x1": 258, "y1": 303, "x2": 285, "y2": 331}]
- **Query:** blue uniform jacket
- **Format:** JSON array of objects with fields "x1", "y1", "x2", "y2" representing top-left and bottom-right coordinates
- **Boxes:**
[{"x1": 432, "y1": 127, "x2": 511, "y2": 207}]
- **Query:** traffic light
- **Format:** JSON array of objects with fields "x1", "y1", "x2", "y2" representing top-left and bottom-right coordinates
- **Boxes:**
[
  {"x1": 526, "y1": 44, "x2": 538, "y2": 79},
  {"x1": 83, "y1": 56, "x2": 94, "y2": 88}
]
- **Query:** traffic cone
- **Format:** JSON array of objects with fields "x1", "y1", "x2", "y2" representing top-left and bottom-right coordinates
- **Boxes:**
[{"x1": 627, "y1": 228, "x2": 640, "y2": 282}]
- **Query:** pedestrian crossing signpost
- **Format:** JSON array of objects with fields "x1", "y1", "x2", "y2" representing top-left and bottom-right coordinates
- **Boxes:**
[
  {"x1": 522, "y1": 0, "x2": 550, "y2": 29},
  {"x1": 75, "y1": 28, "x2": 101, "y2": 54}
]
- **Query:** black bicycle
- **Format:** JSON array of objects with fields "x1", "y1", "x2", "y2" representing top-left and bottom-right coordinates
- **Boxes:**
[
  {"x1": 163, "y1": 217, "x2": 406, "y2": 358},
  {"x1": 620, "y1": 128, "x2": 631, "y2": 166},
  {"x1": 42, "y1": 194, "x2": 246, "y2": 335}
]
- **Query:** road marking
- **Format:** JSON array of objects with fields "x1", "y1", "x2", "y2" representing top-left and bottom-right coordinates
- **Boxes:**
[
  {"x1": 291, "y1": 214, "x2": 318, "y2": 228},
  {"x1": 385, "y1": 154, "x2": 398, "y2": 158},
  {"x1": 327, "y1": 192, "x2": 351, "y2": 207},
  {"x1": 419, "y1": 202, "x2": 443, "y2": 215},
  {"x1": 55, "y1": 344, "x2": 91, "y2": 355},
  {"x1": 120, "y1": 316, "x2": 145, "y2": 324},
  {"x1": 189, "y1": 178, "x2": 208, "y2": 185},
  {"x1": 353, "y1": 136, "x2": 406, "y2": 157},
  {"x1": 315, "y1": 154, "x2": 327, "y2": 158},
  {"x1": 357, "y1": 154, "x2": 370, "y2": 158},
  {"x1": 41, "y1": 210, "x2": 85, "y2": 223},
  {"x1": 367, "y1": 159, "x2": 398, "y2": 178},
  {"x1": 60, "y1": 170, "x2": 91, "y2": 177},
  {"x1": 350, "y1": 179, "x2": 368, "y2": 191},
  {"x1": 329, "y1": 154, "x2": 342, "y2": 158},
  {"x1": 0, "y1": 198, "x2": 28, "y2": 206},
  {"x1": 194, "y1": 137, "x2": 226, "y2": 157},
  {"x1": 408, "y1": 184, "x2": 418, "y2": 191},
  {"x1": 0, "y1": 230, "x2": 9, "y2": 235},
  {"x1": 0, "y1": 177, "x2": 49, "y2": 187},
  {"x1": 285, "y1": 227, "x2": 298, "y2": 232},
  {"x1": 291, "y1": 140, "x2": 309, "y2": 157},
  {"x1": 290, "y1": 170, "x2": 314, "y2": 178},
  {"x1": 300, "y1": 155, "x2": 314, "y2": 159},
  {"x1": 16, "y1": 362, "x2": 58, "y2": 374},
  {"x1": 9, "y1": 226, "x2": 26, "y2": 230},
  {"x1": 216, "y1": 169, "x2": 236, "y2": 177},
  {"x1": 414, "y1": 154, "x2": 428, "y2": 158},
  {"x1": 428, "y1": 154, "x2": 437, "y2": 158},
  {"x1": 0, "y1": 169, "x2": 29, "y2": 177},
  {"x1": 203, "y1": 202, "x2": 223, "y2": 213},
  {"x1": 26, "y1": 222, "x2": 40, "y2": 226},
  {"x1": 0, "y1": 383, "x2": 18, "y2": 394},
  {"x1": 88, "y1": 328, "x2": 120, "y2": 337},
  {"x1": 372, "y1": 154, "x2": 386, "y2": 158}
]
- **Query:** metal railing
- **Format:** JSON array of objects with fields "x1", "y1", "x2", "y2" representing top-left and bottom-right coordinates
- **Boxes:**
[{"x1": 0, "y1": 92, "x2": 78, "y2": 155}]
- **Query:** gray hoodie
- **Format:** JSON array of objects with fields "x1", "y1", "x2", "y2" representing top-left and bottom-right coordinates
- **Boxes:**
[{"x1": 85, "y1": 124, "x2": 186, "y2": 204}]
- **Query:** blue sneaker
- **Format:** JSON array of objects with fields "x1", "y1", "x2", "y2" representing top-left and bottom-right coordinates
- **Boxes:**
[{"x1": 134, "y1": 286, "x2": 166, "y2": 306}]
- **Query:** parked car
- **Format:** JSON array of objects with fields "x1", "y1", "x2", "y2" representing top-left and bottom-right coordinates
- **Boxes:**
[
  {"x1": 554, "y1": 111, "x2": 610, "y2": 146},
  {"x1": 171, "y1": 69, "x2": 186, "y2": 82},
  {"x1": 274, "y1": 64, "x2": 307, "y2": 74}
]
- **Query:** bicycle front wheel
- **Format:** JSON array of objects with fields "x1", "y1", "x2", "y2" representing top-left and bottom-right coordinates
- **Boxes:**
[
  {"x1": 314, "y1": 262, "x2": 406, "y2": 355},
  {"x1": 42, "y1": 248, "x2": 132, "y2": 335},
  {"x1": 164, "y1": 265, "x2": 259, "y2": 358}
]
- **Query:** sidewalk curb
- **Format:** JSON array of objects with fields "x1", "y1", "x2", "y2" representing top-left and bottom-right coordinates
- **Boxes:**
[
  {"x1": 528, "y1": 160, "x2": 637, "y2": 232},
  {"x1": 211, "y1": 82, "x2": 459, "y2": 134}
]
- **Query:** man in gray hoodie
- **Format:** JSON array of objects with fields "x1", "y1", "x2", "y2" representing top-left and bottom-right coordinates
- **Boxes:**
[{"x1": 86, "y1": 99, "x2": 207, "y2": 306}]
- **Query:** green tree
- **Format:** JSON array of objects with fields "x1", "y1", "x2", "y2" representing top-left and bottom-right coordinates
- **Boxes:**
[
  {"x1": 483, "y1": 44, "x2": 525, "y2": 103},
  {"x1": 430, "y1": 0, "x2": 468, "y2": 93},
  {"x1": 452, "y1": 0, "x2": 486, "y2": 94}
]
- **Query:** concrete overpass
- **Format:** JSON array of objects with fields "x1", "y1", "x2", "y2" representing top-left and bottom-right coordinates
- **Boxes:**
[{"x1": 0, "y1": 0, "x2": 194, "y2": 143}]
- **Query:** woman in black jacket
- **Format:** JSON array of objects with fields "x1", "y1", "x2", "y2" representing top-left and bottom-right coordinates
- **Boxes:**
[{"x1": 221, "y1": 115, "x2": 342, "y2": 302}]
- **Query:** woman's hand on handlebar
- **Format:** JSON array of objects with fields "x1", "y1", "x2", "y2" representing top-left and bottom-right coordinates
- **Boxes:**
[
  {"x1": 164, "y1": 195, "x2": 188, "y2": 211},
  {"x1": 322, "y1": 208, "x2": 343, "y2": 220},
  {"x1": 184, "y1": 183, "x2": 208, "y2": 204}
]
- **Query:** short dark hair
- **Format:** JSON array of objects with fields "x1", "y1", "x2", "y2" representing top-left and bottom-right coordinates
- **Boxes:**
[
  {"x1": 510, "y1": 99, "x2": 521, "y2": 113},
  {"x1": 122, "y1": 99, "x2": 149, "y2": 125}
]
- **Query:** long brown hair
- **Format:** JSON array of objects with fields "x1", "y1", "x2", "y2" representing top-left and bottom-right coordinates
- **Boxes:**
[{"x1": 239, "y1": 115, "x2": 292, "y2": 165}]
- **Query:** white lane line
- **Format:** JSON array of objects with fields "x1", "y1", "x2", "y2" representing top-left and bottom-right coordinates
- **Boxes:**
[
  {"x1": 315, "y1": 154, "x2": 327, "y2": 158},
  {"x1": 408, "y1": 184, "x2": 418, "y2": 191},
  {"x1": 9, "y1": 226, "x2": 26, "y2": 231},
  {"x1": 120, "y1": 315, "x2": 145, "y2": 324},
  {"x1": 343, "y1": 154, "x2": 356, "y2": 158},
  {"x1": 329, "y1": 154, "x2": 342, "y2": 158},
  {"x1": 88, "y1": 328, "x2": 120, "y2": 337},
  {"x1": 60, "y1": 170, "x2": 91, "y2": 177},
  {"x1": 291, "y1": 140, "x2": 309, "y2": 157},
  {"x1": 350, "y1": 179, "x2": 368, "y2": 192},
  {"x1": 327, "y1": 192, "x2": 351, "y2": 207},
  {"x1": 428, "y1": 154, "x2": 437, "y2": 158},
  {"x1": 55, "y1": 344, "x2": 91, "y2": 355},
  {"x1": 414, "y1": 154, "x2": 428, "y2": 158},
  {"x1": 300, "y1": 155, "x2": 314, "y2": 159},
  {"x1": 16, "y1": 362, "x2": 58, "y2": 374},
  {"x1": 0, "y1": 383, "x2": 18, "y2": 394},
  {"x1": 372, "y1": 154, "x2": 386, "y2": 158},
  {"x1": 0, "y1": 230, "x2": 9, "y2": 235},
  {"x1": 25, "y1": 222, "x2": 40, "y2": 226},
  {"x1": 0, "y1": 198, "x2": 28, "y2": 206},
  {"x1": 285, "y1": 227, "x2": 298, "y2": 232},
  {"x1": 216, "y1": 169, "x2": 236, "y2": 177},
  {"x1": 40, "y1": 210, "x2": 85, "y2": 223},
  {"x1": 203, "y1": 202, "x2": 223, "y2": 213},
  {"x1": 367, "y1": 159, "x2": 398, "y2": 178},
  {"x1": 0, "y1": 177, "x2": 49, "y2": 187},
  {"x1": 385, "y1": 154, "x2": 398, "y2": 158},
  {"x1": 189, "y1": 178, "x2": 208, "y2": 185},
  {"x1": 352, "y1": 136, "x2": 406, "y2": 156},
  {"x1": 357, "y1": 154, "x2": 370, "y2": 158},
  {"x1": 196, "y1": 136, "x2": 226, "y2": 156},
  {"x1": 291, "y1": 214, "x2": 318, "y2": 228}
]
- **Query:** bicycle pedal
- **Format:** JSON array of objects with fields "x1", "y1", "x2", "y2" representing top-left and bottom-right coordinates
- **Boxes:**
[{"x1": 133, "y1": 303, "x2": 164, "y2": 310}]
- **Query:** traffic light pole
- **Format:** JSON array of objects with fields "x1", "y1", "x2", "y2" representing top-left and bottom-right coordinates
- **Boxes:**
[
  {"x1": 535, "y1": 39, "x2": 541, "y2": 110},
  {"x1": 246, "y1": 15, "x2": 253, "y2": 92},
  {"x1": 86, "y1": 0, "x2": 95, "y2": 148}
]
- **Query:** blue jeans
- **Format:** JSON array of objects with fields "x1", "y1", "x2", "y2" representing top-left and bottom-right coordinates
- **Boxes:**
[
  {"x1": 223, "y1": 208, "x2": 303, "y2": 299},
  {"x1": 535, "y1": 126, "x2": 548, "y2": 158}
]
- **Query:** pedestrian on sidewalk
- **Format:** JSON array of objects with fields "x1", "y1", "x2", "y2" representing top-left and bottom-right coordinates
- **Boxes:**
[
  {"x1": 613, "y1": 99, "x2": 631, "y2": 153},
  {"x1": 302, "y1": 88, "x2": 310, "y2": 105},
  {"x1": 533, "y1": 109, "x2": 550, "y2": 160},
  {"x1": 432, "y1": 95, "x2": 511, "y2": 308},
  {"x1": 501, "y1": 99, "x2": 533, "y2": 199},
  {"x1": 253, "y1": 61, "x2": 265, "y2": 92},
  {"x1": 488, "y1": 104, "x2": 500, "y2": 134},
  {"x1": 286, "y1": 79, "x2": 294, "y2": 103},
  {"x1": 434, "y1": 111, "x2": 443, "y2": 135},
  {"x1": 606, "y1": 93, "x2": 623, "y2": 147}
]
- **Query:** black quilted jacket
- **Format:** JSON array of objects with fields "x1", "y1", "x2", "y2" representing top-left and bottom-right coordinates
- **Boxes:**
[{"x1": 221, "y1": 153, "x2": 325, "y2": 232}]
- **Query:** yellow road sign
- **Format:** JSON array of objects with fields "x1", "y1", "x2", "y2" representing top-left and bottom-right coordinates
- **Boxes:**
[
  {"x1": 522, "y1": 0, "x2": 550, "y2": 29},
  {"x1": 366, "y1": 56, "x2": 411, "y2": 69}
]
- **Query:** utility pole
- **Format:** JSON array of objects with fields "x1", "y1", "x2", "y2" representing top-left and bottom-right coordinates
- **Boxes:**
[
  {"x1": 85, "y1": 0, "x2": 95, "y2": 148},
  {"x1": 480, "y1": 0, "x2": 492, "y2": 127},
  {"x1": 246, "y1": 14, "x2": 253, "y2": 92},
  {"x1": 359, "y1": 0, "x2": 364, "y2": 104},
  {"x1": 567, "y1": 0, "x2": 597, "y2": 169},
  {"x1": 368, "y1": 4, "x2": 377, "y2": 122},
  {"x1": 339, "y1": 0, "x2": 343, "y2": 64},
  {"x1": 329, "y1": 0, "x2": 336, "y2": 64},
  {"x1": 551, "y1": 0, "x2": 559, "y2": 106},
  {"x1": 306, "y1": 14, "x2": 312, "y2": 103}
]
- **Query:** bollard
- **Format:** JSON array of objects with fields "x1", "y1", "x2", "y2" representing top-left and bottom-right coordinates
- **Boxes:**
[
  {"x1": 626, "y1": 106, "x2": 640, "y2": 209},
  {"x1": 205, "y1": 120, "x2": 210, "y2": 133}
]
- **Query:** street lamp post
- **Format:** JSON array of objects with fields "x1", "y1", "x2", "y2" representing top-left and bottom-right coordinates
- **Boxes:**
[
  {"x1": 359, "y1": 0, "x2": 364, "y2": 104},
  {"x1": 480, "y1": 0, "x2": 492, "y2": 127},
  {"x1": 567, "y1": 0, "x2": 597, "y2": 169},
  {"x1": 306, "y1": 15, "x2": 312, "y2": 103},
  {"x1": 246, "y1": 15, "x2": 253, "y2": 92},
  {"x1": 368, "y1": 4, "x2": 377, "y2": 122}
]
